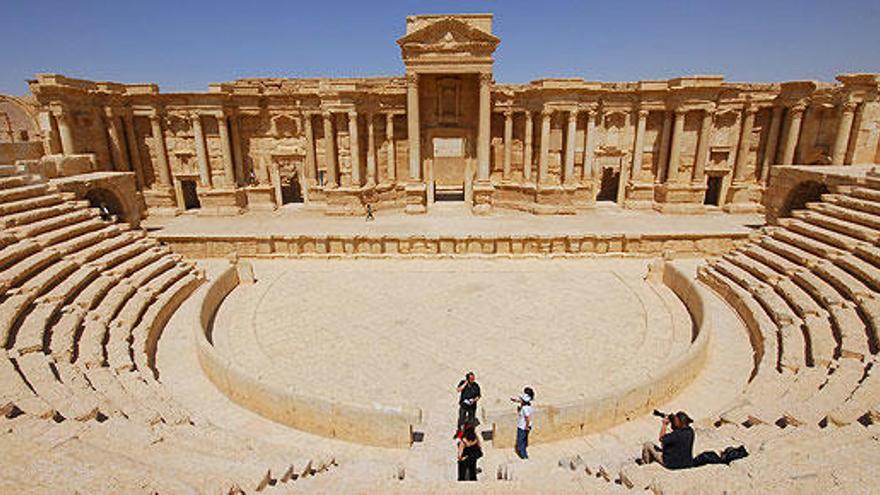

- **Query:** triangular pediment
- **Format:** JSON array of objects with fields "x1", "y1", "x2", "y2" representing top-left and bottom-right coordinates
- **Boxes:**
[{"x1": 397, "y1": 17, "x2": 499, "y2": 49}]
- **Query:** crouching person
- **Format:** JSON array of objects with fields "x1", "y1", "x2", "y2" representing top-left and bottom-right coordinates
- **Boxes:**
[{"x1": 640, "y1": 411, "x2": 694, "y2": 469}]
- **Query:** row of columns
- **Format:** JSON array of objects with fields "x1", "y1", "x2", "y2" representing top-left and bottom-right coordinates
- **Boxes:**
[
  {"x1": 306, "y1": 110, "x2": 400, "y2": 189},
  {"x1": 187, "y1": 111, "x2": 244, "y2": 189}
]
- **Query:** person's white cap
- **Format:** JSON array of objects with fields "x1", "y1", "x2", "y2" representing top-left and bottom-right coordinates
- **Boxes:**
[{"x1": 520, "y1": 392, "x2": 532, "y2": 402}]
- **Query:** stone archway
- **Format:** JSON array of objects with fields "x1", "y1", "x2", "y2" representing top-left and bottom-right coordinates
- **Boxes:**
[
  {"x1": 0, "y1": 94, "x2": 41, "y2": 143},
  {"x1": 85, "y1": 187, "x2": 127, "y2": 223},
  {"x1": 51, "y1": 172, "x2": 145, "y2": 228},
  {"x1": 780, "y1": 180, "x2": 829, "y2": 218}
]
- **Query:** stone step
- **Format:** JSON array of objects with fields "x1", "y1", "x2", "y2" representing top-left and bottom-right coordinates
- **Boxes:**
[
  {"x1": 824, "y1": 193, "x2": 880, "y2": 217},
  {"x1": 0, "y1": 182, "x2": 51, "y2": 204},
  {"x1": 793, "y1": 210, "x2": 880, "y2": 244},
  {"x1": 808, "y1": 201, "x2": 880, "y2": 232}
]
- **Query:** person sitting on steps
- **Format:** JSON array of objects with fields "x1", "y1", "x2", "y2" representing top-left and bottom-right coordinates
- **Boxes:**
[
  {"x1": 456, "y1": 424, "x2": 482, "y2": 481},
  {"x1": 640, "y1": 410, "x2": 695, "y2": 469}
]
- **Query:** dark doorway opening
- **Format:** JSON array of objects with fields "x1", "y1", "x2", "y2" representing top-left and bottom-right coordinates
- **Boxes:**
[
  {"x1": 85, "y1": 188, "x2": 125, "y2": 223},
  {"x1": 434, "y1": 183, "x2": 465, "y2": 202},
  {"x1": 781, "y1": 180, "x2": 829, "y2": 217},
  {"x1": 596, "y1": 168, "x2": 620, "y2": 202},
  {"x1": 704, "y1": 176, "x2": 723, "y2": 206},
  {"x1": 281, "y1": 174, "x2": 304, "y2": 204},
  {"x1": 181, "y1": 180, "x2": 200, "y2": 210}
]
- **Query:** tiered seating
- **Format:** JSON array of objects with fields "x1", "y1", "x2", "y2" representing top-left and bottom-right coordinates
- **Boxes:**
[{"x1": 0, "y1": 167, "x2": 334, "y2": 492}]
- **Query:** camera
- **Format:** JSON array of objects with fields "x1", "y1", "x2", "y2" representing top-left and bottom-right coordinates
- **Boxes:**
[{"x1": 653, "y1": 409, "x2": 670, "y2": 419}]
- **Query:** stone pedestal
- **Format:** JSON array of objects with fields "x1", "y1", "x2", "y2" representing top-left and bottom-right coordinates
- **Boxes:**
[
  {"x1": 143, "y1": 186, "x2": 179, "y2": 216},
  {"x1": 471, "y1": 180, "x2": 494, "y2": 215},
  {"x1": 653, "y1": 183, "x2": 706, "y2": 214},
  {"x1": 197, "y1": 187, "x2": 246, "y2": 216},
  {"x1": 325, "y1": 187, "x2": 366, "y2": 216},
  {"x1": 404, "y1": 182, "x2": 427, "y2": 214},
  {"x1": 624, "y1": 181, "x2": 655, "y2": 209},
  {"x1": 244, "y1": 185, "x2": 278, "y2": 211},
  {"x1": 723, "y1": 181, "x2": 763, "y2": 214},
  {"x1": 532, "y1": 184, "x2": 576, "y2": 215}
]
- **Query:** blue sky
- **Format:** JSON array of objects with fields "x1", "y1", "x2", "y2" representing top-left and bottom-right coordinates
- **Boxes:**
[{"x1": 3, "y1": 0, "x2": 879, "y2": 95}]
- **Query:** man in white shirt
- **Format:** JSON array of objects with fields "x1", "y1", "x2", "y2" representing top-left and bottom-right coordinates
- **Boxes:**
[{"x1": 511, "y1": 387, "x2": 534, "y2": 459}]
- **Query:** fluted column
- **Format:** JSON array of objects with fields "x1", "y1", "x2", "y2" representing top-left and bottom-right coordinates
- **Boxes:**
[
  {"x1": 832, "y1": 101, "x2": 857, "y2": 165},
  {"x1": 55, "y1": 109, "x2": 75, "y2": 155},
  {"x1": 385, "y1": 113, "x2": 396, "y2": 183},
  {"x1": 348, "y1": 110, "x2": 361, "y2": 186},
  {"x1": 322, "y1": 112, "x2": 338, "y2": 188},
  {"x1": 733, "y1": 106, "x2": 756, "y2": 182},
  {"x1": 760, "y1": 106, "x2": 783, "y2": 183},
  {"x1": 191, "y1": 113, "x2": 211, "y2": 187},
  {"x1": 656, "y1": 111, "x2": 673, "y2": 183},
  {"x1": 366, "y1": 113, "x2": 376, "y2": 186},
  {"x1": 105, "y1": 109, "x2": 126, "y2": 171},
  {"x1": 631, "y1": 108, "x2": 648, "y2": 179},
  {"x1": 229, "y1": 112, "x2": 245, "y2": 187},
  {"x1": 781, "y1": 103, "x2": 806, "y2": 165},
  {"x1": 564, "y1": 108, "x2": 577, "y2": 184},
  {"x1": 523, "y1": 111, "x2": 533, "y2": 182},
  {"x1": 666, "y1": 109, "x2": 686, "y2": 183},
  {"x1": 538, "y1": 109, "x2": 551, "y2": 184},
  {"x1": 476, "y1": 73, "x2": 492, "y2": 181},
  {"x1": 92, "y1": 108, "x2": 111, "y2": 169},
  {"x1": 216, "y1": 113, "x2": 236, "y2": 187},
  {"x1": 585, "y1": 109, "x2": 598, "y2": 184},
  {"x1": 123, "y1": 111, "x2": 145, "y2": 189},
  {"x1": 303, "y1": 113, "x2": 317, "y2": 184},
  {"x1": 149, "y1": 111, "x2": 171, "y2": 188},
  {"x1": 692, "y1": 107, "x2": 713, "y2": 183},
  {"x1": 502, "y1": 110, "x2": 513, "y2": 180},
  {"x1": 406, "y1": 73, "x2": 421, "y2": 181}
]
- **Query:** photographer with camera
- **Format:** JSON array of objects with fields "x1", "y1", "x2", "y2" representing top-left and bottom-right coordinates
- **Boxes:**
[
  {"x1": 511, "y1": 387, "x2": 534, "y2": 460},
  {"x1": 456, "y1": 372, "x2": 481, "y2": 432},
  {"x1": 640, "y1": 410, "x2": 695, "y2": 469}
]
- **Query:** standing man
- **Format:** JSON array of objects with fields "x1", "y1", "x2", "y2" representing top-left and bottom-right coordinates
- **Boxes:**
[
  {"x1": 456, "y1": 372, "x2": 481, "y2": 431},
  {"x1": 511, "y1": 387, "x2": 534, "y2": 460}
]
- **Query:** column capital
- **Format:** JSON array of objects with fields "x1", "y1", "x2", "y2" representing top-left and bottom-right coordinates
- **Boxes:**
[
  {"x1": 841, "y1": 100, "x2": 858, "y2": 113},
  {"x1": 322, "y1": 110, "x2": 333, "y2": 120},
  {"x1": 568, "y1": 108, "x2": 578, "y2": 121},
  {"x1": 743, "y1": 106, "x2": 758, "y2": 116},
  {"x1": 189, "y1": 111, "x2": 203, "y2": 121},
  {"x1": 540, "y1": 108, "x2": 553, "y2": 119},
  {"x1": 479, "y1": 72, "x2": 493, "y2": 85},
  {"x1": 636, "y1": 108, "x2": 650, "y2": 118},
  {"x1": 673, "y1": 107, "x2": 688, "y2": 116},
  {"x1": 406, "y1": 72, "x2": 419, "y2": 85},
  {"x1": 789, "y1": 102, "x2": 808, "y2": 114},
  {"x1": 148, "y1": 108, "x2": 163, "y2": 121},
  {"x1": 347, "y1": 109, "x2": 358, "y2": 119}
]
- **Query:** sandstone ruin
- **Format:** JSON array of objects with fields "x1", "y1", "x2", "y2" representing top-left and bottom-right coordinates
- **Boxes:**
[{"x1": 1, "y1": 12, "x2": 880, "y2": 493}]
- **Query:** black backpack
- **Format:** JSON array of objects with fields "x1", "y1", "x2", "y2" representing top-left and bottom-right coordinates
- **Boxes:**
[{"x1": 720, "y1": 445, "x2": 749, "y2": 464}]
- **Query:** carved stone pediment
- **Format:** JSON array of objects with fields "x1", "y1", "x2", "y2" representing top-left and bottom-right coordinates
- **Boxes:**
[{"x1": 397, "y1": 16, "x2": 499, "y2": 64}]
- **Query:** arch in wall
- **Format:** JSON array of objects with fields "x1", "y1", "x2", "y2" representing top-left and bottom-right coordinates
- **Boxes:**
[
  {"x1": 84, "y1": 187, "x2": 128, "y2": 224},
  {"x1": 780, "y1": 180, "x2": 830, "y2": 218},
  {"x1": 0, "y1": 95, "x2": 41, "y2": 142}
]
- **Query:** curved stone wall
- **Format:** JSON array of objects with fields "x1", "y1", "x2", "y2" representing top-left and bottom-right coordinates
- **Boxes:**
[
  {"x1": 193, "y1": 265, "x2": 422, "y2": 448},
  {"x1": 485, "y1": 261, "x2": 711, "y2": 447}
]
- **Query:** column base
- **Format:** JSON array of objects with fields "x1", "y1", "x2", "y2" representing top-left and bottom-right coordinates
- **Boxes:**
[
  {"x1": 244, "y1": 185, "x2": 278, "y2": 211},
  {"x1": 404, "y1": 182, "x2": 427, "y2": 214},
  {"x1": 325, "y1": 186, "x2": 367, "y2": 216},
  {"x1": 532, "y1": 183, "x2": 577, "y2": 215},
  {"x1": 143, "y1": 186, "x2": 179, "y2": 216},
  {"x1": 723, "y1": 181, "x2": 763, "y2": 214},
  {"x1": 196, "y1": 187, "x2": 246, "y2": 216},
  {"x1": 653, "y1": 182, "x2": 707, "y2": 214},
  {"x1": 624, "y1": 181, "x2": 655, "y2": 209},
  {"x1": 471, "y1": 180, "x2": 494, "y2": 215}
]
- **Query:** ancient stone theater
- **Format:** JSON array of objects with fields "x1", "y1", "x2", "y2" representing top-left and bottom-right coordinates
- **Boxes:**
[{"x1": 2, "y1": 12, "x2": 880, "y2": 493}]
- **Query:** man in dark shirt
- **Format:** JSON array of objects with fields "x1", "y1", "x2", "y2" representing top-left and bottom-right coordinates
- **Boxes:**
[
  {"x1": 456, "y1": 372, "x2": 481, "y2": 431},
  {"x1": 641, "y1": 411, "x2": 695, "y2": 469}
]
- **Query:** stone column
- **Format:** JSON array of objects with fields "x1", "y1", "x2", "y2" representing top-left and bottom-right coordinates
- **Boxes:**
[
  {"x1": 366, "y1": 113, "x2": 377, "y2": 186},
  {"x1": 303, "y1": 113, "x2": 316, "y2": 184},
  {"x1": 92, "y1": 108, "x2": 111, "y2": 169},
  {"x1": 832, "y1": 101, "x2": 857, "y2": 165},
  {"x1": 666, "y1": 109, "x2": 686, "y2": 183},
  {"x1": 538, "y1": 109, "x2": 551, "y2": 184},
  {"x1": 385, "y1": 113, "x2": 396, "y2": 183},
  {"x1": 502, "y1": 110, "x2": 513, "y2": 180},
  {"x1": 585, "y1": 109, "x2": 598, "y2": 183},
  {"x1": 55, "y1": 109, "x2": 75, "y2": 155},
  {"x1": 229, "y1": 112, "x2": 245, "y2": 187},
  {"x1": 347, "y1": 110, "x2": 361, "y2": 187},
  {"x1": 323, "y1": 112, "x2": 338, "y2": 187},
  {"x1": 191, "y1": 113, "x2": 211, "y2": 187},
  {"x1": 105, "y1": 109, "x2": 127, "y2": 171},
  {"x1": 406, "y1": 73, "x2": 421, "y2": 181},
  {"x1": 123, "y1": 111, "x2": 145, "y2": 189},
  {"x1": 149, "y1": 111, "x2": 171, "y2": 188},
  {"x1": 733, "y1": 106, "x2": 756, "y2": 182},
  {"x1": 564, "y1": 108, "x2": 577, "y2": 184},
  {"x1": 217, "y1": 113, "x2": 236, "y2": 187},
  {"x1": 692, "y1": 107, "x2": 714, "y2": 183},
  {"x1": 781, "y1": 103, "x2": 806, "y2": 165},
  {"x1": 523, "y1": 111, "x2": 533, "y2": 182},
  {"x1": 631, "y1": 108, "x2": 648, "y2": 179},
  {"x1": 476, "y1": 72, "x2": 492, "y2": 181},
  {"x1": 760, "y1": 106, "x2": 783, "y2": 183},
  {"x1": 656, "y1": 111, "x2": 673, "y2": 183}
]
